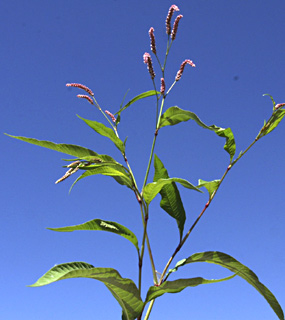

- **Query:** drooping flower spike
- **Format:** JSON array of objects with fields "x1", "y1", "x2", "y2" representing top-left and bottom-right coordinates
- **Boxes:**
[
  {"x1": 143, "y1": 52, "x2": 156, "y2": 80},
  {"x1": 175, "y1": 59, "x2": 196, "y2": 81},
  {"x1": 166, "y1": 5, "x2": 180, "y2": 35},
  {"x1": 105, "y1": 110, "x2": 117, "y2": 123},
  {"x1": 66, "y1": 83, "x2": 94, "y2": 96},
  {"x1": 149, "y1": 27, "x2": 157, "y2": 54},
  {"x1": 77, "y1": 94, "x2": 94, "y2": 105},
  {"x1": 171, "y1": 14, "x2": 183, "y2": 41}
]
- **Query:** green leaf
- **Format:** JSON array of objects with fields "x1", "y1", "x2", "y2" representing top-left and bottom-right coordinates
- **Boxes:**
[
  {"x1": 29, "y1": 262, "x2": 144, "y2": 320},
  {"x1": 48, "y1": 219, "x2": 139, "y2": 252},
  {"x1": 70, "y1": 163, "x2": 133, "y2": 191},
  {"x1": 167, "y1": 251, "x2": 284, "y2": 320},
  {"x1": 145, "y1": 274, "x2": 236, "y2": 303},
  {"x1": 5, "y1": 134, "x2": 99, "y2": 158},
  {"x1": 260, "y1": 109, "x2": 285, "y2": 137},
  {"x1": 115, "y1": 90, "x2": 159, "y2": 115},
  {"x1": 263, "y1": 93, "x2": 276, "y2": 109},
  {"x1": 143, "y1": 177, "x2": 202, "y2": 205},
  {"x1": 77, "y1": 116, "x2": 125, "y2": 153},
  {"x1": 152, "y1": 155, "x2": 186, "y2": 240},
  {"x1": 198, "y1": 179, "x2": 220, "y2": 197},
  {"x1": 159, "y1": 107, "x2": 236, "y2": 162},
  {"x1": 116, "y1": 89, "x2": 130, "y2": 125}
]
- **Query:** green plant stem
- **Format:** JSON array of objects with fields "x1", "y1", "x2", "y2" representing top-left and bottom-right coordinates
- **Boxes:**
[
  {"x1": 143, "y1": 300, "x2": 155, "y2": 320},
  {"x1": 142, "y1": 98, "x2": 165, "y2": 189},
  {"x1": 138, "y1": 200, "x2": 158, "y2": 294}
]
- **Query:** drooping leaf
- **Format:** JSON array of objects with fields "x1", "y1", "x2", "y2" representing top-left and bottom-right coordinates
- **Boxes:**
[
  {"x1": 167, "y1": 251, "x2": 284, "y2": 320},
  {"x1": 260, "y1": 109, "x2": 285, "y2": 137},
  {"x1": 145, "y1": 274, "x2": 236, "y2": 303},
  {"x1": 143, "y1": 177, "x2": 202, "y2": 204},
  {"x1": 152, "y1": 154, "x2": 186, "y2": 240},
  {"x1": 115, "y1": 90, "x2": 159, "y2": 115},
  {"x1": 29, "y1": 262, "x2": 144, "y2": 320},
  {"x1": 70, "y1": 163, "x2": 133, "y2": 191},
  {"x1": 198, "y1": 179, "x2": 220, "y2": 197},
  {"x1": 159, "y1": 107, "x2": 236, "y2": 161},
  {"x1": 5, "y1": 134, "x2": 99, "y2": 158},
  {"x1": 263, "y1": 94, "x2": 276, "y2": 109},
  {"x1": 77, "y1": 116, "x2": 125, "y2": 153},
  {"x1": 48, "y1": 219, "x2": 139, "y2": 252}
]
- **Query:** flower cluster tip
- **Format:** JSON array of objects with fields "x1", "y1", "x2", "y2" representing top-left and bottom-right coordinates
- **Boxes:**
[{"x1": 66, "y1": 83, "x2": 94, "y2": 96}]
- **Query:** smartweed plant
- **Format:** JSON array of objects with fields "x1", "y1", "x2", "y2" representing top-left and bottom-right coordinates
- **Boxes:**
[{"x1": 6, "y1": 4, "x2": 285, "y2": 320}]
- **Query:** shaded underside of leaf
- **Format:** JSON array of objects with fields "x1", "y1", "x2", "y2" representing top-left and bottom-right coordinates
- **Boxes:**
[
  {"x1": 48, "y1": 218, "x2": 139, "y2": 252},
  {"x1": 145, "y1": 274, "x2": 236, "y2": 303},
  {"x1": 159, "y1": 107, "x2": 236, "y2": 161},
  {"x1": 29, "y1": 262, "x2": 144, "y2": 320},
  {"x1": 70, "y1": 163, "x2": 133, "y2": 191},
  {"x1": 77, "y1": 115, "x2": 125, "y2": 153},
  {"x1": 152, "y1": 155, "x2": 186, "y2": 240},
  {"x1": 168, "y1": 251, "x2": 284, "y2": 320}
]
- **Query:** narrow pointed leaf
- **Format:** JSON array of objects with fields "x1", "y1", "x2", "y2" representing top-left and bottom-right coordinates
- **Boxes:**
[
  {"x1": 263, "y1": 94, "x2": 276, "y2": 109},
  {"x1": 145, "y1": 274, "x2": 236, "y2": 303},
  {"x1": 5, "y1": 134, "x2": 99, "y2": 158},
  {"x1": 159, "y1": 107, "x2": 236, "y2": 161},
  {"x1": 152, "y1": 155, "x2": 186, "y2": 239},
  {"x1": 198, "y1": 179, "x2": 220, "y2": 197},
  {"x1": 143, "y1": 177, "x2": 202, "y2": 204},
  {"x1": 70, "y1": 164, "x2": 133, "y2": 191},
  {"x1": 77, "y1": 116, "x2": 125, "y2": 153},
  {"x1": 48, "y1": 219, "x2": 139, "y2": 252},
  {"x1": 167, "y1": 251, "x2": 284, "y2": 320},
  {"x1": 29, "y1": 262, "x2": 144, "y2": 320},
  {"x1": 115, "y1": 90, "x2": 159, "y2": 115},
  {"x1": 260, "y1": 109, "x2": 285, "y2": 137}
]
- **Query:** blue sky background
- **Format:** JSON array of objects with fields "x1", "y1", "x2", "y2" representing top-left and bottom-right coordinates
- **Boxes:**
[{"x1": 1, "y1": 1, "x2": 285, "y2": 319}]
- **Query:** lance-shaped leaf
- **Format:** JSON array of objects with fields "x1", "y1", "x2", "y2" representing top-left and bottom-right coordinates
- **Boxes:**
[
  {"x1": 70, "y1": 163, "x2": 133, "y2": 191},
  {"x1": 48, "y1": 219, "x2": 139, "y2": 253},
  {"x1": 5, "y1": 134, "x2": 101, "y2": 158},
  {"x1": 143, "y1": 177, "x2": 202, "y2": 205},
  {"x1": 260, "y1": 109, "x2": 285, "y2": 137},
  {"x1": 77, "y1": 116, "x2": 125, "y2": 153},
  {"x1": 159, "y1": 107, "x2": 236, "y2": 162},
  {"x1": 145, "y1": 274, "x2": 236, "y2": 303},
  {"x1": 198, "y1": 179, "x2": 220, "y2": 198},
  {"x1": 115, "y1": 90, "x2": 159, "y2": 116},
  {"x1": 167, "y1": 251, "x2": 284, "y2": 320},
  {"x1": 152, "y1": 155, "x2": 186, "y2": 240},
  {"x1": 29, "y1": 262, "x2": 144, "y2": 320}
]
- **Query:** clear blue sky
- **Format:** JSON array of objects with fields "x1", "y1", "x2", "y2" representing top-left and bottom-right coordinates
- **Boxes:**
[{"x1": 1, "y1": 1, "x2": 285, "y2": 319}]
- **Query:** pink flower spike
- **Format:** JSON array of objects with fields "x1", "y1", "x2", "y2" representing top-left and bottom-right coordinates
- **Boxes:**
[
  {"x1": 275, "y1": 103, "x2": 285, "y2": 110},
  {"x1": 149, "y1": 27, "x2": 157, "y2": 54},
  {"x1": 66, "y1": 83, "x2": 94, "y2": 96},
  {"x1": 175, "y1": 59, "x2": 196, "y2": 81},
  {"x1": 143, "y1": 52, "x2": 156, "y2": 80},
  {"x1": 171, "y1": 14, "x2": 183, "y2": 41},
  {"x1": 77, "y1": 94, "x2": 94, "y2": 105},
  {"x1": 105, "y1": 110, "x2": 116, "y2": 123},
  {"x1": 166, "y1": 5, "x2": 180, "y2": 35},
  {"x1": 160, "y1": 78, "x2": 165, "y2": 95}
]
